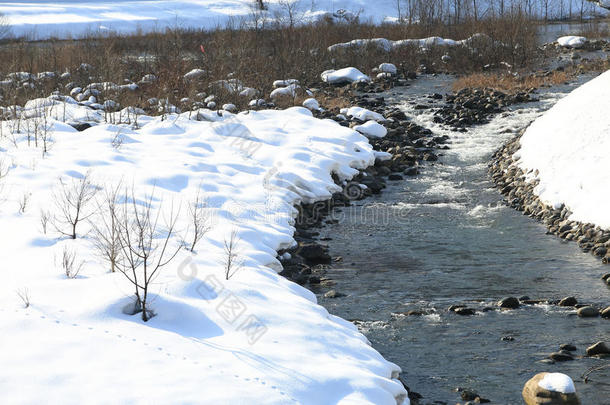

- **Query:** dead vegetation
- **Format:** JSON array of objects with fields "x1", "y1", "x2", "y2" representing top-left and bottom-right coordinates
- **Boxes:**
[{"x1": 452, "y1": 70, "x2": 571, "y2": 93}]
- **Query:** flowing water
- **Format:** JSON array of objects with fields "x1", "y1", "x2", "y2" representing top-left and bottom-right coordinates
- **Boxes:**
[{"x1": 316, "y1": 75, "x2": 610, "y2": 404}]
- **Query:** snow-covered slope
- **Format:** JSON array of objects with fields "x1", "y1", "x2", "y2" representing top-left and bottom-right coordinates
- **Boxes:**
[
  {"x1": 0, "y1": 0, "x2": 403, "y2": 40},
  {"x1": 0, "y1": 104, "x2": 407, "y2": 404},
  {"x1": 516, "y1": 70, "x2": 610, "y2": 229}
]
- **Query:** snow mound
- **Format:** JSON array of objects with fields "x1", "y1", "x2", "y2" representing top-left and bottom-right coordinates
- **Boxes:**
[
  {"x1": 538, "y1": 373, "x2": 576, "y2": 394},
  {"x1": 0, "y1": 105, "x2": 407, "y2": 404},
  {"x1": 354, "y1": 120, "x2": 388, "y2": 138},
  {"x1": 183, "y1": 69, "x2": 206, "y2": 81},
  {"x1": 518, "y1": 69, "x2": 610, "y2": 228},
  {"x1": 321, "y1": 68, "x2": 371, "y2": 84},
  {"x1": 557, "y1": 36, "x2": 587, "y2": 48}
]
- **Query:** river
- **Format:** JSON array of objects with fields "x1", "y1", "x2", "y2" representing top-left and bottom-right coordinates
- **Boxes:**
[{"x1": 315, "y1": 75, "x2": 610, "y2": 404}]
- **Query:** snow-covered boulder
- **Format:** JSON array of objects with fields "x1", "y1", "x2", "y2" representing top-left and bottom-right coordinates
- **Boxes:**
[
  {"x1": 273, "y1": 79, "x2": 299, "y2": 88},
  {"x1": 557, "y1": 36, "x2": 587, "y2": 48},
  {"x1": 270, "y1": 84, "x2": 300, "y2": 99},
  {"x1": 517, "y1": 69, "x2": 610, "y2": 229},
  {"x1": 341, "y1": 106, "x2": 386, "y2": 122},
  {"x1": 379, "y1": 63, "x2": 397, "y2": 75},
  {"x1": 353, "y1": 120, "x2": 387, "y2": 138},
  {"x1": 522, "y1": 373, "x2": 578, "y2": 405},
  {"x1": 321, "y1": 68, "x2": 371, "y2": 84},
  {"x1": 302, "y1": 98, "x2": 321, "y2": 111},
  {"x1": 184, "y1": 68, "x2": 206, "y2": 81},
  {"x1": 222, "y1": 103, "x2": 237, "y2": 112}
]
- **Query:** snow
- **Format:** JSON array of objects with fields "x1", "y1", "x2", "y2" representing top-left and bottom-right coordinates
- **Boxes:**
[
  {"x1": 0, "y1": 0, "x2": 410, "y2": 40},
  {"x1": 557, "y1": 36, "x2": 587, "y2": 48},
  {"x1": 322, "y1": 68, "x2": 371, "y2": 84},
  {"x1": 0, "y1": 101, "x2": 407, "y2": 404},
  {"x1": 328, "y1": 34, "x2": 491, "y2": 53},
  {"x1": 517, "y1": 69, "x2": 610, "y2": 229},
  {"x1": 354, "y1": 120, "x2": 388, "y2": 138},
  {"x1": 538, "y1": 373, "x2": 576, "y2": 394}
]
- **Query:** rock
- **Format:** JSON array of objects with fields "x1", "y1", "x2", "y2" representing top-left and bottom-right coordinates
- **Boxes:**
[
  {"x1": 522, "y1": 373, "x2": 580, "y2": 405},
  {"x1": 298, "y1": 243, "x2": 331, "y2": 265},
  {"x1": 454, "y1": 307, "x2": 476, "y2": 316},
  {"x1": 323, "y1": 290, "x2": 345, "y2": 299},
  {"x1": 388, "y1": 174, "x2": 403, "y2": 181},
  {"x1": 404, "y1": 167, "x2": 419, "y2": 176},
  {"x1": 560, "y1": 344, "x2": 577, "y2": 352},
  {"x1": 498, "y1": 297, "x2": 520, "y2": 309},
  {"x1": 576, "y1": 306, "x2": 599, "y2": 317},
  {"x1": 601, "y1": 306, "x2": 610, "y2": 318},
  {"x1": 558, "y1": 296, "x2": 578, "y2": 307},
  {"x1": 70, "y1": 122, "x2": 92, "y2": 132},
  {"x1": 585, "y1": 341, "x2": 610, "y2": 356},
  {"x1": 549, "y1": 352, "x2": 574, "y2": 362}
]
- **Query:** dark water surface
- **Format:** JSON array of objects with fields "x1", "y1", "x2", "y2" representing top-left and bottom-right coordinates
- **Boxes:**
[{"x1": 317, "y1": 76, "x2": 610, "y2": 404}]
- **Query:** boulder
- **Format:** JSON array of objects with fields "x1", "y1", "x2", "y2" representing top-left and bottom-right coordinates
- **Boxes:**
[
  {"x1": 577, "y1": 306, "x2": 599, "y2": 317},
  {"x1": 558, "y1": 296, "x2": 577, "y2": 306},
  {"x1": 522, "y1": 373, "x2": 580, "y2": 405},
  {"x1": 586, "y1": 341, "x2": 610, "y2": 356},
  {"x1": 601, "y1": 306, "x2": 610, "y2": 318},
  {"x1": 498, "y1": 297, "x2": 520, "y2": 309}
]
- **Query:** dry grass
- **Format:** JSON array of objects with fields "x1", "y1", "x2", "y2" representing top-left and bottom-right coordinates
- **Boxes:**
[
  {"x1": 0, "y1": 12, "x2": 543, "y2": 113},
  {"x1": 452, "y1": 70, "x2": 571, "y2": 93}
]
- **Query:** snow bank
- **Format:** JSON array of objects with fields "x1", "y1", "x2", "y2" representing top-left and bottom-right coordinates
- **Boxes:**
[
  {"x1": 517, "y1": 69, "x2": 610, "y2": 229},
  {"x1": 322, "y1": 68, "x2": 371, "y2": 84},
  {"x1": 328, "y1": 33, "x2": 491, "y2": 53},
  {"x1": 557, "y1": 36, "x2": 587, "y2": 48},
  {"x1": 0, "y1": 104, "x2": 407, "y2": 404},
  {"x1": 538, "y1": 373, "x2": 576, "y2": 394}
]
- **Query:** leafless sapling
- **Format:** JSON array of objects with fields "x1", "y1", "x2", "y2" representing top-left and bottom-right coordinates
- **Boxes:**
[
  {"x1": 90, "y1": 183, "x2": 122, "y2": 273},
  {"x1": 223, "y1": 230, "x2": 243, "y2": 280},
  {"x1": 52, "y1": 172, "x2": 98, "y2": 239},
  {"x1": 184, "y1": 188, "x2": 211, "y2": 252},
  {"x1": 113, "y1": 189, "x2": 181, "y2": 321}
]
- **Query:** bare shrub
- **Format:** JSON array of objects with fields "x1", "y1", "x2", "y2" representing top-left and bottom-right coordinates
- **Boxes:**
[
  {"x1": 452, "y1": 70, "x2": 570, "y2": 93},
  {"x1": 184, "y1": 188, "x2": 211, "y2": 252},
  {"x1": 40, "y1": 209, "x2": 51, "y2": 234},
  {"x1": 223, "y1": 230, "x2": 243, "y2": 280},
  {"x1": 52, "y1": 172, "x2": 98, "y2": 239},
  {"x1": 113, "y1": 189, "x2": 181, "y2": 321},
  {"x1": 16, "y1": 287, "x2": 30, "y2": 308},
  {"x1": 18, "y1": 192, "x2": 30, "y2": 214},
  {"x1": 58, "y1": 246, "x2": 85, "y2": 278}
]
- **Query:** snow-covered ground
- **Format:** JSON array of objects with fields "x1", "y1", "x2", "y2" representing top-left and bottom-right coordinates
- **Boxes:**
[
  {"x1": 516, "y1": 69, "x2": 610, "y2": 229},
  {"x1": 0, "y1": 100, "x2": 407, "y2": 404},
  {"x1": 0, "y1": 0, "x2": 404, "y2": 40}
]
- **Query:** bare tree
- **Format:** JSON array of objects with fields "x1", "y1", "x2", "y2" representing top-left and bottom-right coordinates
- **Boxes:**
[
  {"x1": 90, "y1": 183, "x2": 122, "y2": 273},
  {"x1": 223, "y1": 230, "x2": 243, "y2": 280},
  {"x1": 113, "y1": 190, "x2": 181, "y2": 321},
  {"x1": 184, "y1": 188, "x2": 211, "y2": 253},
  {"x1": 0, "y1": 13, "x2": 10, "y2": 40},
  {"x1": 40, "y1": 209, "x2": 51, "y2": 234},
  {"x1": 53, "y1": 172, "x2": 98, "y2": 239},
  {"x1": 255, "y1": 0, "x2": 266, "y2": 10}
]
